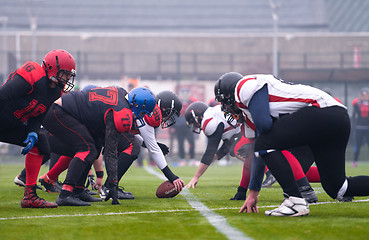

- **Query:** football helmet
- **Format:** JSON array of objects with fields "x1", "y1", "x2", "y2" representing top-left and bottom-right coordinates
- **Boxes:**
[
  {"x1": 42, "y1": 49, "x2": 76, "y2": 93},
  {"x1": 156, "y1": 90, "x2": 182, "y2": 128},
  {"x1": 214, "y1": 72, "x2": 244, "y2": 128},
  {"x1": 185, "y1": 101, "x2": 208, "y2": 134},
  {"x1": 127, "y1": 87, "x2": 156, "y2": 128}
]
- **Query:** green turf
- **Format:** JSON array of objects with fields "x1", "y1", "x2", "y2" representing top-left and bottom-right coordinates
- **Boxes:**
[{"x1": 1, "y1": 162, "x2": 369, "y2": 240}]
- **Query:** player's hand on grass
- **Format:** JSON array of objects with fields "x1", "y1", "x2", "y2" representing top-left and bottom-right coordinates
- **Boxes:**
[
  {"x1": 239, "y1": 189, "x2": 259, "y2": 213},
  {"x1": 185, "y1": 177, "x2": 199, "y2": 189}
]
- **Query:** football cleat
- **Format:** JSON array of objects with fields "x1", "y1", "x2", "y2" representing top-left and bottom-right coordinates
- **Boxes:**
[
  {"x1": 261, "y1": 170, "x2": 277, "y2": 188},
  {"x1": 339, "y1": 196, "x2": 354, "y2": 202},
  {"x1": 21, "y1": 185, "x2": 58, "y2": 208},
  {"x1": 74, "y1": 190, "x2": 102, "y2": 202},
  {"x1": 265, "y1": 194, "x2": 309, "y2": 217},
  {"x1": 14, "y1": 175, "x2": 26, "y2": 187},
  {"x1": 39, "y1": 174, "x2": 61, "y2": 193},
  {"x1": 299, "y1": 185, "x2": 318, "y2": 203},
  {"x1": 100, "y1": 185, "x2": 134, "y2": 200},
  {"x1": 56, "y1": 195, "x2": 91, "y2": 206},
  {"x1": 230, "y1": 186, "x2": 247, "y2": 200}
]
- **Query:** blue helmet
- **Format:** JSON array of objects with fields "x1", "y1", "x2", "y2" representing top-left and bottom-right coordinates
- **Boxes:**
[{"x1": 128, "y1": 87, "x2": 156, "y2": 127}]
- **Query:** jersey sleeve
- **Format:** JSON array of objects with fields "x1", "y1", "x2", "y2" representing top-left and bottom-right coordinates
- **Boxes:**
[
  {"x1": 16, "y1": 61, "x2": 46, "y2": 87},
  {"x1": 110, "y1": 108, "x2": 133, "y2": 133},
  {"x1": 143, "y1": 104, "x2": 161, "y2": 128}
]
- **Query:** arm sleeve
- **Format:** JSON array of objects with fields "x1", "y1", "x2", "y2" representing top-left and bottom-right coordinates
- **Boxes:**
[
  {"x1": 0, "y1": 74, "x2": 32, "y2": 111},
  {"x1": 103, "y1": 111, "x2": 120, "y2": 182},
  {"x1": 248, "y1": 84, "x2": 273, "y2": 134},
  {"x1": 201, "y1": 123, "x2": 224, "y2": 165},
  {"x1": 139, "y1": 121, "x2": 168, "y2": 170},
  {"x1": 248, "y1": 156, "x2": 266, "y2": 191}
]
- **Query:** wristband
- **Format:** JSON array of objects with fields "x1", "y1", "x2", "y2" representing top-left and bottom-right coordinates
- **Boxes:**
[{"x1": 96, "y1": 171, "x2": 104, "y2": 178}]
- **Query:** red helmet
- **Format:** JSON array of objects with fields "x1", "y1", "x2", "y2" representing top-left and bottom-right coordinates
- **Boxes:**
[{"x1": 42, "y1": 49, "x2": 76, "y2": 93}]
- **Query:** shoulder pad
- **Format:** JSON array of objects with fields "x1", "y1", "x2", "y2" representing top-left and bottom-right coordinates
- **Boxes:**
[
  {"x1": 16, "y1": 61, "x2": 46, "y2": 86},
  {"x1": 143, "y1": 105, "x2": 161, "y2": 128},
  {"x1": 112, "y1": 108, "x2": 133, "y2": 133},
  {"x1": 235, "y1": 77, "x2": 260, "y2": 107}
]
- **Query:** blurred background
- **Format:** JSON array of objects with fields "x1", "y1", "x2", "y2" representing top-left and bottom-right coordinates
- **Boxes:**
[{"x1": 0, "y1": 0, "x2": 368, "y2": 165}]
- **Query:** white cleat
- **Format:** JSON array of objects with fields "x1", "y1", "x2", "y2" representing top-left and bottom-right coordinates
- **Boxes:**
[{"x1": 265, "y1": 195, "x2": 309, "y2": 217}]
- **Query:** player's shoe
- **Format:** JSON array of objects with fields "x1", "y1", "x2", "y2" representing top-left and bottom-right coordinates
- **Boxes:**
[
  {"x1": 85, "y1": 188, "x2": 98, "y2": 195},
  {"x1": 230, "y1": 186, "x2": 246, "y2": 200},
  {"x1": 261, "y1": 170, "x2": 277, "y2": 188},
  {"x1": 339, "y1": 196, "x2": 354, "y2": 202},
  {"x1": 14, "y1": 175, "x2": 26, "y2": 187},
  {"x1": 117, "y1": 186, "x2": 134, "y2": 199},
  {"x1": 39, "y1": 174, "x2": 61, "y2": 193},
  {"x1": 100, "y1": 185, "x2": 134, "y2": 200},
  {"x1": 299, "y1": 185, "x2": 318, "y2": 203},
  {"x1": 54, "y1": 180, "x2": 63, "y2": 192},
  {"x1": 56, "y1": 195, "x2": 91, "y2": 206},
  {"x1": 74, "y1": 189, "x2": 102, "y2": 202},
  {"x1": 21, "y1": 185, "x2": 58, "y2": 208},
  {"x1": 265, "y1": 194, "x2": 309, "y2": 217}
]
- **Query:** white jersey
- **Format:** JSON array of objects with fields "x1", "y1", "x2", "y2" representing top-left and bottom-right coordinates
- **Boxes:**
[
  {"x1": 201, "y1": 105, "x2": 240, "y2": 140},
  {"x1": 235, "y1": 74, "x2": 346, "y2": 119}
]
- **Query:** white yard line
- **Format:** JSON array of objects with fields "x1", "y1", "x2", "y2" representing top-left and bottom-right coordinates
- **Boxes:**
[{"x1": 143, "y1": 166, "x2": 252, "y2": 240}]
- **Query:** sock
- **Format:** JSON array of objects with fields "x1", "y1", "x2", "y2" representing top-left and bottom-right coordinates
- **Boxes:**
[
  {"x1": 282, "y1": 150, "x2": 305, "y2": 181},
  {"x1": 25, "y1": 148, "x2": 43, "y2": 186},
  {"x1": 59, "y1": 188, "x2": 73, "y2": 198},
  {"x1": 305, "y1": 166, "x2": 320, "y2": 183},
  {"x1": 73, "y1": 186, "x2": 84, "y2": 194},
  {"x1": 239, "y1": 157, "x2": 251, "y2": 189},
  {"x1": 296, "y1": 176, "x2": 311, "y2": 189},
  {"x1": 261, "y1": 151, "x2": 302, "y2": 198},
  {"x1": 48, "y1": 156, "x2": 72, "y2": 181}
]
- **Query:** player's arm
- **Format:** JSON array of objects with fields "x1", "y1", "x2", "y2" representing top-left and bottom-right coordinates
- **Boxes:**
[
  {"x1": 103, "y1": 110, "x2": 120, "y2": 185},
  {"x1": 139, "y1": 122, "x2": 184, "y2": 191},
  {"x1": 185, "y1": 123, "x2": 223, "y2": 188},
  {"x1": 0, "y1": 74, "x2": 32, "y2": 111}
]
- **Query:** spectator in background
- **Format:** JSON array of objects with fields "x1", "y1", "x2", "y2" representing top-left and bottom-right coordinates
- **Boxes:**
[
  {"x1": 173, "y1": 88, "x2": 197, "y2": 166},
  {"x1": 351, "y1": 87, "x2": 369, "y2": 167}
]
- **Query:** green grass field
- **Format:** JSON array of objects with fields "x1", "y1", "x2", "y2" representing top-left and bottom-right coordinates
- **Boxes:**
[{"x1": 1, "y1": 162, "x2": 369, "y2": 240}]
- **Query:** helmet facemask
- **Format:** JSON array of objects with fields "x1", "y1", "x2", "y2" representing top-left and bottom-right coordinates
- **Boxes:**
[
  {"x1": 187, "y1": 109, "x2": 202, "y2": 134},
  {"x1": 222, "y1": 103, "x2": 244, "y2": 128},
  {"x1": 158, "y1": 99, "x2": 179, "y2": 129}
]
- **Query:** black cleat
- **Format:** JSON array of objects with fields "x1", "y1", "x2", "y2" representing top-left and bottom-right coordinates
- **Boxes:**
[
  {"x1": 230, "y1": 186, "x2": 247, "y2": 200},
  {"x1": 56, "y1": 195, "x2": 91, "y2": 206},
  {"x1": 117, "y1": 187, "x2": 134, "y2": 200},
  {"x1": 339, "y1": 196, "x2": 354, "y2": 202},
  {"x1": 74, "y1": 190, "x2": 102, "y2": 202},
  {"x1": 39, "y1": 174, "x2": 61, "y2": 193}
]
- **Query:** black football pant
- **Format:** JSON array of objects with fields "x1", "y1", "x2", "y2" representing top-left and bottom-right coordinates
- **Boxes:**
[
  {"x1": 255, "y1": 106, "x2": 369, "y2": 199},
  {"x1": 43, "y1": 104, "x2": 101, "y2": 188}
]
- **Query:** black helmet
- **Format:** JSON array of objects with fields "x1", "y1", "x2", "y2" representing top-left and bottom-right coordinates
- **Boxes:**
[
  {"x1": 185, "y1": 101, "x2": 208, "y2": 134},
  {"x1": 156, "y1": 90, "x2": 182, "y2": 128},
  {"x1": 214, "y1": 72, "x2": 243, "y2": 105}
]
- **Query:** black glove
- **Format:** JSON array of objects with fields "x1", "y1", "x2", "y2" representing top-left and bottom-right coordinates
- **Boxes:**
[
  {"x1": 237, "y1": 143, "x2": 254, "y2": 159},
  {"x1": 105, "y1": 182, "x2": 120, "y2": 205},
  {"x1": 157, "y1": 142, "x2": 169, "y2": 156},
  {"x1": 230, "y1": 186, "x2": 247, "y2": 200}
]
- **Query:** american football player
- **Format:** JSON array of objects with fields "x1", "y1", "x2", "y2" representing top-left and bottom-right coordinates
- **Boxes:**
[{"x1": 0, "y1": 49, "x2": 76, "y2": 208}]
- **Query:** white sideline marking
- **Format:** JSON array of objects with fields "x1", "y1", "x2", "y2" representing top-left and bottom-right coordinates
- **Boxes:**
[
  {"x1": 1, "y1": 199, "x2": 369, "y2": 221},
  {"x1": 143, "y1": 166, "x2": 252, "y2": 240}
]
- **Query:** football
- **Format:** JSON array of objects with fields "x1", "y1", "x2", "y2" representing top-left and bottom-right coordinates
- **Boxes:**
[{"x1": 156, "y1": 180, "x2": 179, "y2": 198}]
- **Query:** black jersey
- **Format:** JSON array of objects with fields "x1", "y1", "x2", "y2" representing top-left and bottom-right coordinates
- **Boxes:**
[
  {"x1": 61, "y1": 86, "x2": 133, "y2": 136},
  {"x1": 0, "y1": 61, "x2": 62, "y2": 132}
]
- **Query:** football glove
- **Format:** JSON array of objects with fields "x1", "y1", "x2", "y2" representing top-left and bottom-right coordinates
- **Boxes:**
[
  {"x1": 237, "y1": 143, "x2": 254, "y2": 159},
  {"x1": 21, "y1": 132, "x2": 38, "y2": 155},
  {"x1": 157, "y1": 142, "x2": 169, "y2": 156}
]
